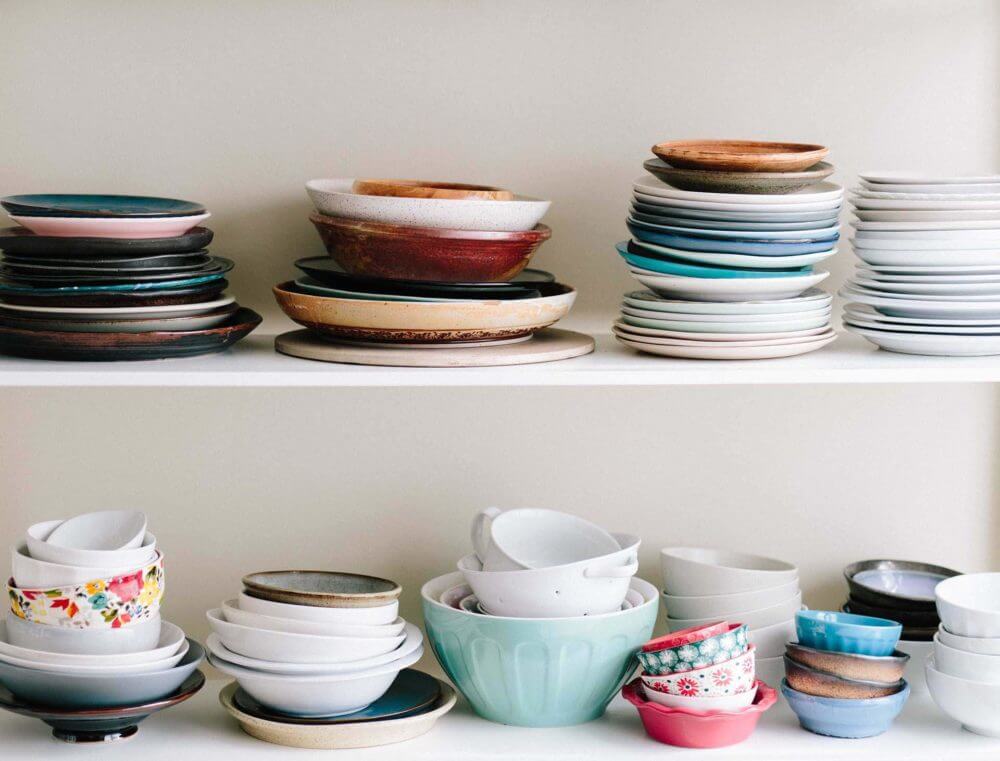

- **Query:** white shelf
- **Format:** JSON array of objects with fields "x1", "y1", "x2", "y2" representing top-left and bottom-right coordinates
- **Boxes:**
[{"x1": 0, "y1": 678, "x2": 994, "y2": 759}]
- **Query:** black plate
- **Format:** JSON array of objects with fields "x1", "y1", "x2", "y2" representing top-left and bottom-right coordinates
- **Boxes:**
[
  {"x1": 1, "y1": 252, "x2": 211, "y2": 271},
  {"x1": 844, "y1": 597, "x2": 940, "y2": 627},
  {"x1": 843, "y1": 559, "x2": 960, "y2": 612},
  {"x1": 295, "y1": 257, "x2": 553, "y2": 300},
  {"x1": 0, "y1": 226, "x2": 214, "y2": 257},
  {"x1": 0, "y1": 257, "x2": 233, "y2": 287},
  {"x1": 0, "y1": 280, "x2": 228, "y2": 308}
]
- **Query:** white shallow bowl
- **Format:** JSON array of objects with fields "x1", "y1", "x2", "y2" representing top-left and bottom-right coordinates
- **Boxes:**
[
  {"x1": 936, "y1": 573, "x2": 1000, "y2": 637},
  {"x1": 629, "y1": 268, "x2": 829, "y2": 303},
  {"x1": 11, "y1": 543, "x2": 145, "y2": 589},
  {"x1": 623, "y1": 289, "x2": 831, "y2": 316},
  {"x1": 937, "y1": 624, "x2": 1000, "y2": 656},
  {"x1": 26, "y1": 520, "x2": 157, "y2": 568},
  {"x1": 926, "y1": 657, "x2": 1000, "y2": 737},
  {"x1": 206, "y1": 608, "x2": 404, "y2": 664},
  {"x1": 45, "y1": 510, "x2": 147, "y2": 551},
  {"x1": 630, "y1": 242, "x2": 837, "y2": 270},
  {"x1": 0, "y1": 618, "x2": 184, "y2": 666},
  {"x1": 661, "y1": 547, "x2": 799, "y2": 596},
  {"x1": 616, "y1": 323, "x2": 830, "y2": 344},
  {"x1": 662, "y1": 579, "x2": 800, "y2": 620},
  {"x1": 5, "y1": 613, "x2": 162, "y2": 655},
  {"x1": 306, "y1": 179, "x2": 550, "y2": 232},
  {"x1": 0, "y1": 635, "x2": 187, "y2": 675},
  {"x1": 619, "y1": 312, "x2": 831, "y2": 334},
  {"x1": 221, "y1": 599, "x2": 405, "y2": 638},
  {"x1": 237, "y1": 592, "x2": 398, "y2": 626},
  {"x1": 667, "y1": 592, "x2": 801, "y2": 632},
  {"x1": 852, "y1": 247, "x2": 1000, "y2": 268},
  {"x1": 207, "y1": 644, "x2": 423, "y2": 717},
  {"x1": 933, "y1": 632, "x2": 1000, "y2": 682},
  {"x1": 640, "y1": 681, "x2": 756, "y2": 711},
  {"x1": 841, "y1": 287, "x2": 1000, "y2": 320},
  {"x1": 749, "y1": 616, "x2": 798, "y2": 658},
  {"x1": 633, "y1": 190, "x2": 842, "y2": 214}
]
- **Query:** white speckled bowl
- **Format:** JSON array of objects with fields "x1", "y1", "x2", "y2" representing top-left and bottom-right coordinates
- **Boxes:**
[{"x1": 306, "y1": 179, "x2": 550, "y2": 232}]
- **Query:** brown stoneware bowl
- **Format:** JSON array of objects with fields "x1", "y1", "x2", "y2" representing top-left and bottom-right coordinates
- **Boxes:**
[
  {"x1": 783, "y1": 655, "x2": 905, "y2": 699},
  {"x1": 643, "y1": 159, "x2": 834, "y2": 194},
  {"x1": 785, "y1": 642, "x2": 909, "y2": 684},
  {"x1": 242, "y1": 571, "x2": 402, "y2": 609},
  {"x1": 309, "y1": 212, "x2": 551, "y2": 283},
  {"x1": 651, "y1": 140, "x2": 829, "y2": 173},
  {"x1": 352, "y1": 179, "x2": 513, "y2": 201}
]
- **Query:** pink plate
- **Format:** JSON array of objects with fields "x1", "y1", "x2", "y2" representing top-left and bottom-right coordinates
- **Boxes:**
[{"x1": 10, "y1": 213, "x2": 210, "y2": 239}]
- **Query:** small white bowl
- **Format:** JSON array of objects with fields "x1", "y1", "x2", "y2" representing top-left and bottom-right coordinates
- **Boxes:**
[
  {"x1": 11, "y1": 543, "x2": 144, "y2": 589},
  {"x1": 748, "y1": 616, "x2": 798, "y2": 658},
  {"x1": 936, "y1": 573, "x2": 1000, "y2": 637},
  {"x1": 640, "y1": 681, "x2": 756, "y2": 712},
  {"x1": 933, "y1": 632, "x2": 1000, "y2": 682},
  {"x1": 44, "y1": 510, "x2": 147, "y2": 551},
  {"x1": 937, "y1": 624, "x2": 1000, "y2": 655},
  {"x1": 207, "y1": 644, "x2": 423, "y2": 717},
  {"x1": 663, "y1": 579, "x2": 800, "y2": 620},
  {"x1": 926, "y1": 656, "x2": 1000, "y2": 736},
  {"x1": 666, "y1": 592, "x2": 802, "y2": 632},
  {"x1": 206, "y1": 608, "x2": 404, "y2": 664},
  {"x1": 26, "y1": 520, "x2": 157, "y2": 569},
  {"x1": 222, "y1": 599, "x2": 405, "y2": 638},
  {"x1": 5, "y1": 613, "x2": 162, "y2": 655},
  {"x1": 237, "y1": 592, "x2": 398, "y2": 626},
  {"x1": 0, "y1": 619, "x2": 185, "y2": 667},
  {"x1": 661, "y1": 547, "x2": 798, "y2": 596}
]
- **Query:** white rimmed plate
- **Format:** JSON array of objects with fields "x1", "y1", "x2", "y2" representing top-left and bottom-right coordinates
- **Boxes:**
[
  {"x1": 630, "y1": 239, "x2": 837, "y2": 269},
  {"x1": 860, "y1": 180, "x2": 1000, "y2": 194},
  {"x1": 851, "y1": 197, "x2": 1000, "y2": 211},
  {"x1": 852, "y1": 188, "x2": 1000, "y2": 202},
  {"x1": 844, "y1": 304, "x2": 1000, "y2": 327},
  {"x1": 844, "y1": 317, "x2": 1000, "y2": 336},
  {"x1": 621, "y1": 304, "x2": 831, "y2": 323},
  {"x1": 853, "y1": 219, "x2": 1000, "y2": 232},
  {"x1": 856, "y1": 269, "x2": 1000, "y2": 284},
  {"x1": 623, "y1": 288, "x2": 831, "y2": 315},
  {"x1": 615, "y1": 321, "x2": 831, "y2": 343},
  {"x1": 852, "y1": 278, "x2": 1000, "y2": 296},
  {"x1": 10, "y1": 214, "x2": 210, "y2": 240},
  {"x1": 615, "y1": 331, "x2": 836, "y2": 359},
  {"x1": 620, "y1": 312, "x2": 830, "y2": 334},
  {"x1": 840, "y1": 286, "x2": 1000, "y2": 319},
  {"x1": 627, "y1": 219, "x2": 840, "y2": 241},
  {"x1": 630, "y1": 208, "x2": 839, "y2": 231},
  {"x1": 633, "y1": 176, "x2": 844, "y2": 205},
  {"x1": 852, "y1": 248, "x2": 1000, "y2": 267},
  {"x1": 853, "y1": 209, "x2": 1000, "y2": 223},
  {"x1": 629, "y1": 268, "x2": 829, "y2": 302},
  {"x1": 858, "y1": 264, "x2": 1000, "y2": 276},
  {"x1": 851, "y1": 235, "x2": 1000, "y2": 250},
  {"x1": 632, "y1": 202, "x2": 841, "y2": 223},
  {"x1": 846, "y1": 325, "x2": 1000, "y2": 356},
  {"x1": 633, "y1": 190, "x2": 842, "y2": 214},
  {"x1": 860, "y1": 171, "x2": 1000, "y2": 185}
]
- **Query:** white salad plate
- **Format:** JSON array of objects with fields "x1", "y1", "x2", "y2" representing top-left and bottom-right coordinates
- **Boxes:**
[
  {"x1": 859, "y1": 180, "x2": 1000, "y2": 194},
  {"x1": 620, "y1": 304, "x2": 831, "y2": 323},
  {"x1": 854, "y1": 209, "x2": 1000, "y2": 223},
  {"x1": 853, "y1": 220, "x2": 1000, "y2": 232},
  {"x1": 620, "y1": 313, "x2": 830, "y2": 334},
  {"x1": 629, "y1": 239, "x2": 837, "y2": 269},
  {"x1": 623, "y1": 289, "x2": 831, "y2": 315},
  {"x1": 851, "y1": 235, "x2": 1000, "y2": 250},
  {"x1": 846, "y1": 283, "x2": 1000, "y2": 302},
  {"x1": 851, "y1": 197, "x2": 1000, "y2": 211},
  {"x1": 633, "y1": 176, "x2": 844, "y2": 205},
  {"x1": 844, "y1": 316, "x2": 1000, "y2": 336},
  {"x1": 854, "y1": 227, "x2": 1000, "y2": 240},
  {"x1": 840, "y1": 287, "x2": 1000, "y2": 319},
  {"x1": 616, "y1": 332, "x2": 836, "y2": 360},
  {"x1": 852, "y1": 279, "x2": 1000, "y2": 296},
  {"x1": 629, "y1": 268, "x2": 829, "y2": 302},
  {"x1": 856, "y1": 268, "x2": 1000, "y2": 282},
  {"x1": 852, "y1": 248, "x2": 1000, "y2": 268},
  {"x1": 844, "y1": 304, "x2": 1000, "y2": 327},
  {"x1": 846, "y1": 326, "x2": 1000, "y2": 356},
  {"x1": 852, "y1": 188, "x2": 1000, "y2": 202},
  {"x1": 633, "y1": 191, "x2": 842, "y2": 214},
  {"x1": 860, "y1": 171, "x2": 1000, "y2": 185},
  {"x1": 615, "y1": 321, "x2": 831, "y2": 343}
]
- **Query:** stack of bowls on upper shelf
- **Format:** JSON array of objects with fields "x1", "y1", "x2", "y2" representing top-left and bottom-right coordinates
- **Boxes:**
[
  {"x1": 272, "y1": 178, "x2": 593, "y2": 368},
  {"x1": 783, "y1": 610, "x2": 909, "y2": 738},
  {"x1": 0, "y1": 194, "x2": 260, "y2": 360},
  {"x1": 842, "y1": 171, "x2": 1000, "y2": 356},
  {"x1": 926, "y1": 573, "x2": 1000, "y2": 737},
  {"x1": 614, "y1": 140, "x2": 841, "y2": 359},
  {"x1": 423, "y1": 507, "x2": 657, "y2": 727},
  {"x1": 624, "y1": 622, "x2": 775, "y2": 749},
  {"x1": 207, "y1": 570, "x2": 454, "y2": 750},
  {"x1": 660, "y1": 547, "x2": 801, "y2": 687},
  {"x1": 0, "y1": 510, "x2": 204, "y2": 743}
]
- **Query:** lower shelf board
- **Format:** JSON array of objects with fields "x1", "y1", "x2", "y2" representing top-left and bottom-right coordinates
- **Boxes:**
[{"x1": 0, "y1": 679, "x2": 994, "y2": 759}]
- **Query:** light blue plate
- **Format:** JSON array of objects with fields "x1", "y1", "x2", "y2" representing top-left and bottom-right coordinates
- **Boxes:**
[
  {"x1": 616, "y1": 242, "x2": 812, "y2": 279},
  {"x1": 628, "y1": 218, "x2": 839, "y2": 241},
  {"x1": 0, "y1": 272, "x2": 227, "y2": 294},
  {"x1": 630, "y1": 239, "x2": 837, "y2": 270},
  {"x1": 631, "y1": 200, "x2": 841, "y2": 224},
  {"x1": 629, "y1": 209, "x2": 841, "y2": 232},
  {"x1": 627, "y1": 220, "x2": 839, "y2": 256}
]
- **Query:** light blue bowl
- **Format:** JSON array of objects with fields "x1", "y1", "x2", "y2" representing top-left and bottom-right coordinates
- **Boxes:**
[
  {"x1": 627, "y1": 220, "x2": 838, "y2": 256},
  {"x1": 422, "y1": 571, "x2": 657, "y2": 727},
  {"x1": 616, "y1": 242, "x2": 811, "y2": 279},
  {"x1": 796, "y1": 611, "x2": 902, "y2": 656},
  {"x1": 781, "y1": 679, "x2": 909, "y2": 738}
]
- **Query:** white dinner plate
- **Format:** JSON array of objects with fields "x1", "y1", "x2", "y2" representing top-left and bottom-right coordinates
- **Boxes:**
[
  {"x1": 620, "y1": 312, "x2": 830, "y2": 334},
  {"x1": 629, "y1": 268, "x2": 829, "y2": 302},
  {"x1": 632, "y1": 200, "x2": 841, "y2": 223},
  {"x1": 844, "y1": 304, "x2": 1000, "y2": 327},
  {"x1": 852, "y1": 248, "x2": 1000, "y2": 267},
  {"x1": 633, "y1": 190, "x2": 843, "y2": 214},
  {"x1": 845, "y1": 316, "x2": 1000, "y2": 336},
  {"x1": 634, "y1": 176, "x2": 845, "y2": 205},
  {"x1": 615, "y1": 321, "x2": 831, "y2": 343},
  {"x1": 627, "y1": 217, "x2": 840, "y2": 241},
  {"x1": 846, "y1": 282, "x2": 1000, "y2": 302},
  {"x1": 859, "y1": 180, "x2": 1000, "y2": 195},
  {"x1": 615, "y1": 332, "x2": 837, "y2": 360},
  {"x1": 840, "y1": 286, "x2": 1000, "y2": 319},
  {"x1": 851, "y1": 188, "x2": 1000, "y2": 202},
  {"x1": 860, "y1": 171, "x2": 1000, "y2": 185},
  {"x1": 853, "y1": 220, "x2": 1000, "y2": 232},
  {"x1": 630, "y1": 207, "x2": 839, "y2": 232},
  {"x1": 852, "y1": 278, "x2": 1000, "y2": 296},
  {"x1": 856, "y1": 267, "x2": 1000, "y2": 280},
  {"x1": 853, "y1": 209, "x2": 1000, "y2": 223},
  {"x1": 851, "y1": 197, "x2": 1000, "y2": 211},
  {"x1": 846, "y1": 325, "x2": 1000, "y2": 356},
  {"x1": 851, "y1": 235, "x2": 1000, "y2": 250},
  {"x1": 853, "y1": 227, "x2": 1000, "y2": 240},
  {"x1": 622, "y1": 289, "x2": 831, "y2": 315},
  {"x1": 629, "y1": 239, "x2": 838, "y2": 270},
  {"x1": 621, "y1": 304, "x2": 831, "y2": 324}
]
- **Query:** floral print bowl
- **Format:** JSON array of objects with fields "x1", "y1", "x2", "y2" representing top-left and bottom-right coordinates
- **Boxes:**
[
  {"x1": 641, "y1": 646, "x2": 756, "y2": 697},
  {"x1": 8, "y1": 553, "x2": 164, "y2": 629},
  {"x1": 639, "y1": 622, "x2": 749, "y2": 675}
]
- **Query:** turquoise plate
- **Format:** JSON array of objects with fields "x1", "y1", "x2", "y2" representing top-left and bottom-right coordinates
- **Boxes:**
[
  {"x1": 616, "y1": 242, "x2": 812, "y2": 279},
  {"x1": 1, "y1": 194, "x2": 205, "y2": 218},
  {"x1": 0, "y1": 272, "x2": 227, "y2": 293}
]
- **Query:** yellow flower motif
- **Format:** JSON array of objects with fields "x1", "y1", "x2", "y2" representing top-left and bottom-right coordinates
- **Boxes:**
[
  {"x1": 138, "y1": 581, "x2": 160, "y2": 607},
  {"x1": 10, "y1": 597, "x2": 24, "y2": 619},
  {"x1": 85, "y1": 580, "x2": 106, "y2": 595}
]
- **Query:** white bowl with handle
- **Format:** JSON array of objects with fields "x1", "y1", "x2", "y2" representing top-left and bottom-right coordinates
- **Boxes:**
[{"x1": 222, "y1": 599, "x2": 405, "y2": 638}]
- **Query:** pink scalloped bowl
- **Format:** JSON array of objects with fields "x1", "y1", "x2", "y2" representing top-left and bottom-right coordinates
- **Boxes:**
[{"x1": 622, "y1": 679, "x2": 776, "y2": 749}]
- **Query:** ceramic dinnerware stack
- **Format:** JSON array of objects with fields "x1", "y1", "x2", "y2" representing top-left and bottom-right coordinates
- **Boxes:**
[
  {"x1": 0, "y1": 510, "x2": 205, "y2": 743},
  {"x1": 926, "y1": 573, "x2": 1000, "y2": 736},
  {"x1": 208, "y1": 570, "x2": 454, "y2": 750},
  {"x1": 782, "y1": 610, "x2": 908, "y2": 738},
  {"x1": 423, "y1": 507, "x2": 656, "y2": 726},
  {"x1": 842, "y1": 172, "x2": 1000, "y2": 355},
  {"x1": 614, "y1": 140, "x2": 841, "y2": 359},
  {"x1": 272, "y1": 179, "x2": 593, "y2": 367},
  {"x1": 660, "y1": 547, "x2": 801, "y2": 686},
  {"x1": 0, "y1": 194, "x2": 260, "y2": 360}
]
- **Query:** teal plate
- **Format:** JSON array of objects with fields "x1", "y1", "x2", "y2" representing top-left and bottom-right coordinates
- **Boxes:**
[
  {"x1": 0, "y1": 272, "x2": 227, "y2": 294},
  {"x1": 616, "y1": 241, "x2": 812, "y2": 279}
]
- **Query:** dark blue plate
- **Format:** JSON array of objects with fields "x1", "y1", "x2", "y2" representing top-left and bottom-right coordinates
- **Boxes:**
[
  {"x1": 1, "y1": 194, "x2": 206, "y2": 218},
  {"x1": 0, "y1": 271, "x2": 227, "y2": 294}
]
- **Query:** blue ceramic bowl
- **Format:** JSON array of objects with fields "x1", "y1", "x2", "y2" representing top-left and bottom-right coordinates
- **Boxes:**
[
  {"x1": 796, "y1": 611, "x2": 902, "y2": 656},
  {"x1": 616, "y1": 242, "x2": 811, "y2": 279},
  {"x1": 627, "y1": 220, "x2": 838, "y2": 256},
  {"x1": 422, "y1": 571, "x2": 657, "y2": 727},
  {"x1": 781, "y1": 679, "x2": 909, "y2": 738}
]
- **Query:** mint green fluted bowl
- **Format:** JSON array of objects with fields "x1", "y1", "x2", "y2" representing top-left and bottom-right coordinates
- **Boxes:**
[{"x1": 421, "y1": 571, "x2": 658, "y2": 727}]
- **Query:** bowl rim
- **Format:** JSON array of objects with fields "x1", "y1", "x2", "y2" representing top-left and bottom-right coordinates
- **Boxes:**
[
  {"x1": 306, "y1": 178, "x2": 548, "y2": 206},
  {"x1": 7, "y1": 550, "x2": 163, "y2": 594},
  {"x1": 0, "y1": 638, "x2": 203, "y2": 682},
  {"x1": 309, "y1": 211, "x2": 552, "y2": 241},
  {"x1": 205, "y1": 642, "x2": 423, "y2": 683},
  {"x1": 206, "y1": 608, "x2": 405, "y2": 646},
  {"x1": 843, "y1": 559, "x2": 961, "y2": 604},
  {"x1": 668, "y1": 591, "x2": 802, "y2": 626},
  {"x1": 651, "y1": 140, "x2": 828, "y2": 159},
  {"x1": 641, "y1": 621, "x2": 739, "y2": 653},
  {"x1": 241, "y1": 570, "x2": 402, "y2": 605},
  {"x1": 220, "y1": 599, "x2": 404, "y2": 633},
  {"x1": 797, "y1": 609, "x2": 902, "y2": 634},
  {"x1": 623, "y1": 678, "x2": 776, "y2": 717},
  {"x1": 935, "y1": 572, "x2": 1000, "y2": 614},
  {"x1": 785, "y1": 641, "x2": 910, "y2": 664},
  {"x1": 660, "y1": 546, "x2": 798, "y2": 575},
  {"x1": 643, "y1": 645, "x2": 756, "y2": 679},
  {"x1": 779, "y1": 677, "x2": 910, "y2": 706},
  {"x1": 661, "y1": 578, "x2": 800, "y2": 603}
]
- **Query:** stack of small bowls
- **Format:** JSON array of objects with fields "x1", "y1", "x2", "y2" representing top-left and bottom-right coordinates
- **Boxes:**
[
  {"x1": 0, "y1": 510, "x2": 204, "y2": 743},
  {"x1": 926, "y1": 573, "x2": 1000, "y2": 736},
  {"x1": 208, "y1": 570, "x2": 453, "y2": 750},
  {"x1": 623, "y1": 622, "x2": 775, "y2": 749},
  {"x1": 614, "y1": 139, "x2": 841, "y2": 360},
  {"x1": 272, "y1": 179, "x2": 593, "y2": 368},
  {"x1": 660, "y1": 547, "x2": 801, "y2": 686},
  {"x1": 783, "y1": 610, "x2": 909, "y2": 738},
  {"x1": 0, "y1": 194, "x2": 260, "y2": 360},
  {"x1": 423, "y1": 507, "x2": 657, "y2": 726}
]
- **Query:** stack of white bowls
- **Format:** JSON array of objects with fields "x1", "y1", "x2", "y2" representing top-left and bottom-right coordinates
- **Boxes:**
[
  {"x1": 842, "y1": 171, "x2": 1000, "y2": 355},
  {"x1": 927, "y1": 573, "x2": 1000, "y2": 736},
  {"x1": 206, "y1": 571, "x2": 423, "y2": 718},
  {"x1": 660, "y1": 547, "x2": 802, "y2": 687}
]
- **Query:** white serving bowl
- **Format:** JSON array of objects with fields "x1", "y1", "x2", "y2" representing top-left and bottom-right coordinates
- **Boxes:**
[
  {"x1": 935, "y1": 573, "x2": 1000, "y2": 637},
  {"x1": 662, "y1": 579, "x2": 800, "y2": 620},
  {"x1": 748, "y1": 616, "x2": 798, "y2": 658},
  {"x1": 666, "y1": 592, "x2": 802, "y2": 632},
  {"x1": 660, "y1": 547, "x2": 798, "y2": 596},
  {"x1": 755, "y1": 654, "x2": 784, "y2": 688},
  {"x1": 0, "y1": 619, "x2": 185, "y2": 667},
  {"x1": 640, "y1": 680, "x2": 756, "y2": 712},
  {"x1": 10, "y1": 543, "x2": 144, "y2": 589},
  {"x1": 5, "y1": 613, "x2": 162, "y2": 655},
  {"x1": 926, "y1": 656, "x2": 1000, "y2": 736},
  {"x1": 222, "y1": 599, "x2": 404, "y2": 638},
  {"x1": 937, "y1": 624, "x2": 1000, "y2": 655},
  {"x1": 206, "y1": 608, "x2": 404, "y2": 664},
  {"x1": 0, "y1": 636, "x2": 187, "y2": 675},
  {"x1": 897, "y1": 639, "x2": 933, "y2": 695},
  {"x1": 44, "y1": 510, "x2": 147, "y2": 551},
  {"x1": 933, "y1": 632, "x2": 1000, "y2": 682},
  {"x1": 26, "y1": 520, "x2": 157, "y2": 569},
  {"x1": 237, "y1": 592, "x2": 398, "y2": 626},
  {"x1": 207, "y1": 644, "x2": 423, "y2": 717}
]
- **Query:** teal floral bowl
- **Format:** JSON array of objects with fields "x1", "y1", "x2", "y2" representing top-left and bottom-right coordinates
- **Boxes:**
[{"x1": 422, "y1": 572, "x2": 658, "y2": 727}]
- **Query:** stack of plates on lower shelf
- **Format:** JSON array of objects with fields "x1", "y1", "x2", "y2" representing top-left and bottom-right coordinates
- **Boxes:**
[
  {"x1": 842, "y1": 171, "x2": 1000, "y2": 355},
  {"x1": 615, "y1": 140, "x2": 841, "y2": 359},
  {"x1": 0, "y1": 194, "x2": 260, "y2": 360},
  {"x1": 273, "y1": 178, "x2": 593, "y2": 367}
]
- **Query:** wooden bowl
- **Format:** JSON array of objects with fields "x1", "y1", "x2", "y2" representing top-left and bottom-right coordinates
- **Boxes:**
[
  {"x1": 352, "y1": 179, "x2": 513, "y2": 201},
  {"x1": 652, "y1": 140, "x2": 829, "y2": 173},
  {"x1": 309, "y1": 212, "x2": 551, "y2": 283}
]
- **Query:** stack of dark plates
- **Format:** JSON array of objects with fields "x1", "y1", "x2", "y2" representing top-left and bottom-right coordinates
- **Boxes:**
[{"x1": 0, "y1": 195, "x2": 260, "y2": 360}]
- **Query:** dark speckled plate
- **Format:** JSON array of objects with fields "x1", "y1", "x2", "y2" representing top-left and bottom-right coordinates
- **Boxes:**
[
  {"x1": 0, "y1": 280, "x2": 228, "y2": 308},
  {"x1": 0, "y1": 226, "x2": 214, "y2": 257},
  {"x1": 1, "y1": 194, "x2": 206, "y2": 218}
]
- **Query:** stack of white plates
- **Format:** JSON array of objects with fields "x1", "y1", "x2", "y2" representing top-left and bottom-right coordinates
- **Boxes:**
[{"x1": 843, "y1": 171, "x2": 1000, "y2": 355}]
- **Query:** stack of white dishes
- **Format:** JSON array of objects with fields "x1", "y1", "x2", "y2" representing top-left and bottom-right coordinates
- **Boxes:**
[
  {"x1": 660, "y1": 547, "x2": 803, "y2": 687},
  {"x1": 842, "y1": 171, "x2": 1000, "y2": 355}
]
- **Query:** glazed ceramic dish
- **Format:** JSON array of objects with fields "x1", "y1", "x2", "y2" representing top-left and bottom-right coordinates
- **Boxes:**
[
  {"x1": 221, "y1": 600, "x2": 405, "y2": 638},
  {"x1": 306, "y1": 179, "x2": 550, "y2": 232},
  {"x1": 666, "y1": 593, "x2": 802, "y2": 631},
  {"x1": 661, "y1": 547, "x2": 798, "y2": 597},
  {"x1": 631, "y1": 240, "x2": 837, "y2": 270},
  {"x1": 619, "y1": 313, "x2": 831, "y2": 335},
  {"x1": 620, "y1": 243, "x2": 818, "y2": 275},
  {"x1": 796, "y1": 611, "x2": 901, "y2": 656},
  {"x1": 643, "y1": 159, "x2": 834, "y2": 194},
  {"x1": 0, "y1": 619, "x2": 184, "y2": 668},
  {"x1": 932, "y1": 633, "x2": 1000, "y2": 681},
  {"x1": 781, "y1": 679, "x2": 909, "y2": 738},
  {"x1": 936, "y1": 625, "x2": 1000, "y2": 656},
  {"x1": 749, "y1": 617, "x2": 798, "y2": 658},
  {"x1": 846, "y1": 326, "x2": 1000, "y2": 357},
  {"x1": 11, "y1": 543, "x2": 145, "y2": 588},
  {"x1": 632, "y1": 209, "x2": 840, "y2": 232},
  {"x1": 0, "y1": 305, "x2": 238, "y2": 334},
  {"x1": 844, "y1": 599, "x2": 938, "y2": 628},
  {"x1": 844, "y1": 560, "x2": 960, "y2": 611},
  {"x1": 651, "y1": 140, "x2": 828, "y2": 172},
  {"x1": 2, "y1": 252, "x2": 212, "y2": 272},
  {"x1": 839, "y1": 286, "x2": 1000, "y2": 319},
  {"x1": 662, "y1": 579, "x2": 801, "y2": 620},
  {"x1": 5, "y1": 612, "x2": 162, "y2": 656},
  {"x1": 634, "y1": 202, "x2": 840, "y2": 224},
  {"x1": 783, "y1": 656, "x2": 904, "y2": 699},
  {"x1": 785, "y1": 642, "x2": 909, "y2": 684},
  {"x1": 1, "y1": 194, "x2": 205, "y2": 218},
  {"x1": 640, "y1": 681, "x2": 756, "y2": 711},
  {"x1": 641, "y1": 647, "x2": 756, "y2": 696},
  {"x1": 242, "y1": 571, "x2": 402, "y2": 609},
  {"x1": 624, "y1": 289, "x2": 830, "y2": 315},
  {"x1": 926, "y1": 658, "x2": 1000, "y2": 737},
  {"x1": 935, "y1": 573, "x2": 1000, "y2": 637},
  {"x1": 0, "y1": 296, "x2": 235, "y2": 321},
  {"x1": 633, "y1": 176, "x2": 843, "y2": 206},
  {"x1": 10, "y1": 213, "x2": 210, "y2": 239},
  {"x1": 0, "y1": 226, "x2": 214, "y2": 257},
  {"x1": 0, "y1": 257, "x2": 233, "y2": 287},
  {"x1": 0, "y1": 281, "x2": 228, "y2": 308}
]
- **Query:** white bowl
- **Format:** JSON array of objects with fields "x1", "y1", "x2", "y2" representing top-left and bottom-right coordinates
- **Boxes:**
[
  {"x1": 204, "y1": 623, "x2": 423, "y2": 676},
  {"x1": 222, "y1": 599, "x2": 405, "y2": 638},
  {"x1": 4, "y1": 613, "x2": 161, "y2": 655},
  {"x1": 660, "y1": 547, "x2": 798, "y2": 596},
  {"x1": 926, "y1": 656, "x2": 1000, "y2": 736},
  {"x1": 26, "y1": 520, "x2": 157, "y2": 568},
  {"x1": 207, "y1": 644, "x2": 423, "y2": 717},
  {"x1": 237, "y1": 592, "x2": 398, "y2": 626},
  {"x1": 0, "y1": 636, "x2": 187, "y2": 675},
  {"x1": 11, "y1": 543, "x2": 144, "y2": 589},
  {"x1": 640, "y1": 681, "x2": 756, "y2": 712},
  {"x1": 933, "y1": 632, "x2": 1000, "y2": 682},
  {"x1": 666, "y1": 592, "x2": 802, "y2": 632},
  {"x1": 206, "y1": 608, "x2": 404, "y2": 664},
  {"x1": 662, "y1": 579, "x2": 800, "y2": 620},
  {"x1": 0, "y1": 619, "x2": 185, "y2": 668},
  {"x1": 44, "y1": 510, "x2": 147, "y2": 551},
  {"x1": 937, "y1": 624, "x2": 1000, "y2": 655},
  {"x1": 754, "y1": 654, "x2": 785, "y2": 688},
  {"x1": 748, "y1": 616, "x2": 798, "y2": 658},
  {"x1": 935, "y1": 573, "x2": 1000, "y2": 637},
  {"x1": 897, "y1": 638, "x2": 934, "y2": 695}
]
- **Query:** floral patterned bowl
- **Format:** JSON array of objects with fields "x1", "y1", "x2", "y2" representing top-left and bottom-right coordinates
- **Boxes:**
[
  {"x1": 640, "y1": 646, "x2": 756, "y2": 697},
  {"x1": 7, "y1": 553, "x2": 164, "y2": 629},
  {"x1": 639, "y1": 622, "x2": 749, "y2": 675}
]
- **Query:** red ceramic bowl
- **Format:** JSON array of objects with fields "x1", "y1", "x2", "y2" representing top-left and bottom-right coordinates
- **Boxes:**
[
  {"x1": 641, "y1": 621, "x2": 730, "y2": 653},
  {"x1": 622, "y1": 679, "x2": 776, "y2": 749},
  {"x1": 309, "y1": 212, "x2": 551, "y2": 283}
]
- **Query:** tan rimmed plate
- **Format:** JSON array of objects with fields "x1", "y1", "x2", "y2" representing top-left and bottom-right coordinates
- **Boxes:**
[{"x1": 652, "y1": 140, "x2": 828, "y2": 172}]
